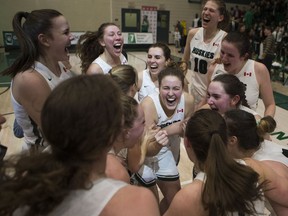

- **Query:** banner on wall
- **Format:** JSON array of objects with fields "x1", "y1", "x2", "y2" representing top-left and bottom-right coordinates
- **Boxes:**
[
  {"x1": 123, "y1": 32, "x2": 153, "y2": 44},
  {"x1": 141, "y1": 6, "x2": 157, "y2": 43}
]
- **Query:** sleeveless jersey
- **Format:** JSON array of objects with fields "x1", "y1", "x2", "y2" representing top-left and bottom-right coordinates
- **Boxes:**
[
  {"x1": 13, "y1": 178, "x2": 127, "y2": 216},
  {"x1": 50, "y1": 178, "x2": 127, "y2": 216},
  {"x1": 253, "y1": 140, "x2": 288, "y2": 167},
  {"x1": 11, "y1": 61, "x2": 73, "y2": 148},
  {"x1": 195, "y1": 163, "x2": 265, "y2": 215},
  {"x1": 148, "y1": 92, "x2": 185, "y2": 160},
  {"x1": 211, "y1": 60, "x2": 259, "y2": 111},
  {"x1": 239, "y1": 105, "x2": 259, "y2": 116},
  {"x1": 91, "y1": 54, "x2": 127, "y2": 74},
  {"x1": 138, "y1": 69, "x2": 159, "y2": 102},
  {"x1": 190, "y1": 27, "x2": 226, "y2": 101}
]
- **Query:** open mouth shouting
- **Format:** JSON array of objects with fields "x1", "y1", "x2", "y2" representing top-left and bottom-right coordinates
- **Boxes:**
[
  {"x1": 113, "y1": 43, "x2": 123, "y2": 53},
  {"x1": 202, "y1": 17, "x2": 210, "y2": 24},
  {"x1": 165, "y1": 96, "x2": 179, "y2": 110}
]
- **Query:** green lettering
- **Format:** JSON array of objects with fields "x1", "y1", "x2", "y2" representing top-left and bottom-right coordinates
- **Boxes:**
[{"x1": 271, "y1": 131, "x2": 288, "y2": 141}]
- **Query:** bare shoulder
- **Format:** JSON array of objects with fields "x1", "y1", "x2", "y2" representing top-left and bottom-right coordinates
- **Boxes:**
[
  {"x1": 86, "y1": 63, "x2": 104, "y2": 74},
  {"x1": 105, "y1": 154, "x2": 130, "y2": 183},
  {"x1": 164, "y1": 181, "x2": 205, "y2": 216},
  {"x1": 103, "y1": 185, "x2": 160, "y2": 216},
  {"x1": 254, "y1": 61, "x2": 270, "y2": 78},
  {"x1": 186, "y1": 28, "x2": 199, "y2": 43},
  {"x1": 184, "y1": 92, "x2": 195, "y2": 116},
  {"x1": 184, "y1": 92, "x2": 194, "y2": 103},
  {"x1": 12, "y1": 69, "x2": 51, "y2": 125},
  {"x1": 137, "y1": 70, "x2": 144, "y2": 90},
  {"x1": 261, "y1": 160, "x2": 288, "y2": 177},
  {"x1": 188, "y1": 27, "x2": 199, "y2": 38},
  {"x1": 207, "y1": 63, "x2": 217, "y2": 82},
  {"x1": 141, "y1": 96, "x2": 158, "y2": 124},
  {"x1": 14, "y1": 69, "x2": 47, "y2": 88},
  {"x1": 243, "y1": 158, "x2": 261, "y2": 170},
  {"x1": 13, "y1": 69, "x2": 50, "y2": 103},
  {"x1": 243, "y1": 158, "x2": 265, "y2": 181},
  {"x1": 141, "y1": 96, "x2": 155, "y2": 110}
]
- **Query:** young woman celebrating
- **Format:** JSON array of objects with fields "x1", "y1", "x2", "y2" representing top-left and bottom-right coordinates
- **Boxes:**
[
  {"x1": 224, "y1": 109, "x2": 288, "y2": 216},
  {"x1": 77, "y1": 22, "x2": 127, "y2": 74},
  {"x1": 207, "y1": 31, "x2": 275, "y2": 117},
  {"x1": 165, "y1": 109, "x2": 265, "y2": 216},
  {"x1": 138, "y1": 42, "x2": 173, "y2": 102},
  {"x1": 136, "y1": 66, "x2": 194, "y2": 214},
  {"x1": 182, "y1": 0, "x2": 229, "y2": 108},
  {"x1": 1, "y1": 9, "x2": 74, "y2": 151}
]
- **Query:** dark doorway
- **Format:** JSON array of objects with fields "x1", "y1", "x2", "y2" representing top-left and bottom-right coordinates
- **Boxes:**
[{"x1": 157, "y1": 10, "x2": 170, "y2": 43}]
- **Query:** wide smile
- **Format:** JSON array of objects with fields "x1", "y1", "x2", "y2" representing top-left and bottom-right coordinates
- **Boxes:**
[
  {"x1": 166, "y1": 97, "x2": 178, "y2": 108},
  {"x1": 113, "y1": 43, "x2": 122, "y2": 52},
  {"x1": 202, "y1": 17, "x2": 210, "y2": 24},
  {"x1": 149, "y1": 65, "x2": 159, "y2": 72}
]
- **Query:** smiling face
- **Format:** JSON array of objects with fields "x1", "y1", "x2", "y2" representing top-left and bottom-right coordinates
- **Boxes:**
[
  {"x1": 159, "y1": 75, "x2": 183, "y2": 115},
  {"x1": 48, "y1": 15, "x2": 73, "y2": 62},
  {"x1": 220, "y1": 40, "x2": 246, "y2": 74},
  {"x1": 207, "y1": 81, "x2": 238, "y2": 114},
  {"x1": 201, "y1": 0, "x2": 224, "y2": 29},
  {"x1": 147, "y1": 47, "x2": 168, "y2": 77},
  {"x1": 100, "y1": 25, "x2": 123, "y2": 57}
]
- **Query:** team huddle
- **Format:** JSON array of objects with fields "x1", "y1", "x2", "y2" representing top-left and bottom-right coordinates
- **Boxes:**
[{"x1": 0, "y1": 0, "x2": 287, "y2": 216}]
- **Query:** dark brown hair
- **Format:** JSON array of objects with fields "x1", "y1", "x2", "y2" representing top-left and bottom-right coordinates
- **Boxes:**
[
  {"x1": 0, "y1": 75, "x2": 123, "y2": 215},
  {"x1": 224, "y1": 109, "x2": 276, "y2": 151},
  {"x1": 212, "y1": 74, "x2": 250, "y2": 108},
  {"x1": 76, "y1": 22, "x2": 119, "y2": 73},
  {"x1": 222, "y1": 32, "x2": 252, "y2": 59},
  {"x1": 148, "y1": 42, "x2": 172, "y2": 61},
  {"x1": 185, "y1": 109, "x2": 264, "y2": 215},
  {"x1": 158, "y1": 66, "x2": 185, "y2": 88},
  {"x1": 1, "y1": 9, "x2": 62, "y2": 77}
]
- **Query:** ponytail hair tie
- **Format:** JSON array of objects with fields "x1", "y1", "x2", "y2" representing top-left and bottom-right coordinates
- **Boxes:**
[{"x1": 210, "y1": 130, "x2": 219, "y2": 136}]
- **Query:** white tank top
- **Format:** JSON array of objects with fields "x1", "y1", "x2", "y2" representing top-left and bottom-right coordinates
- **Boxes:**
[
  {"x1": 253, "y1": 140, "x2": 288, "y2": 167},
  {"x1": 190, "y1": 27, "x2": 226, "y2": 98},
  {"x1": 211, "y1": 60, "x2": 259, "y2": 111},
  {"x1": 91, "y1": 54, "x2": 127, "y2": 74},
  {"x1": 49, "y1": 178, "x2": 127, "y2": 216},
  {"x1": 11, "y1": 61, "x2": 73, "y2": 147},
  {"x1": 149, "y1": 92, "x2": 185, "y2": 157},
  {"x1": 13, "y1": 178, "x2": 127, "y2": 216},
  {"x1": 239, "y1": 105, "x2": 259, "y2": 116},
  {"x1": 138, "y1": 69, "x2": 159, "y2": 102}
]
